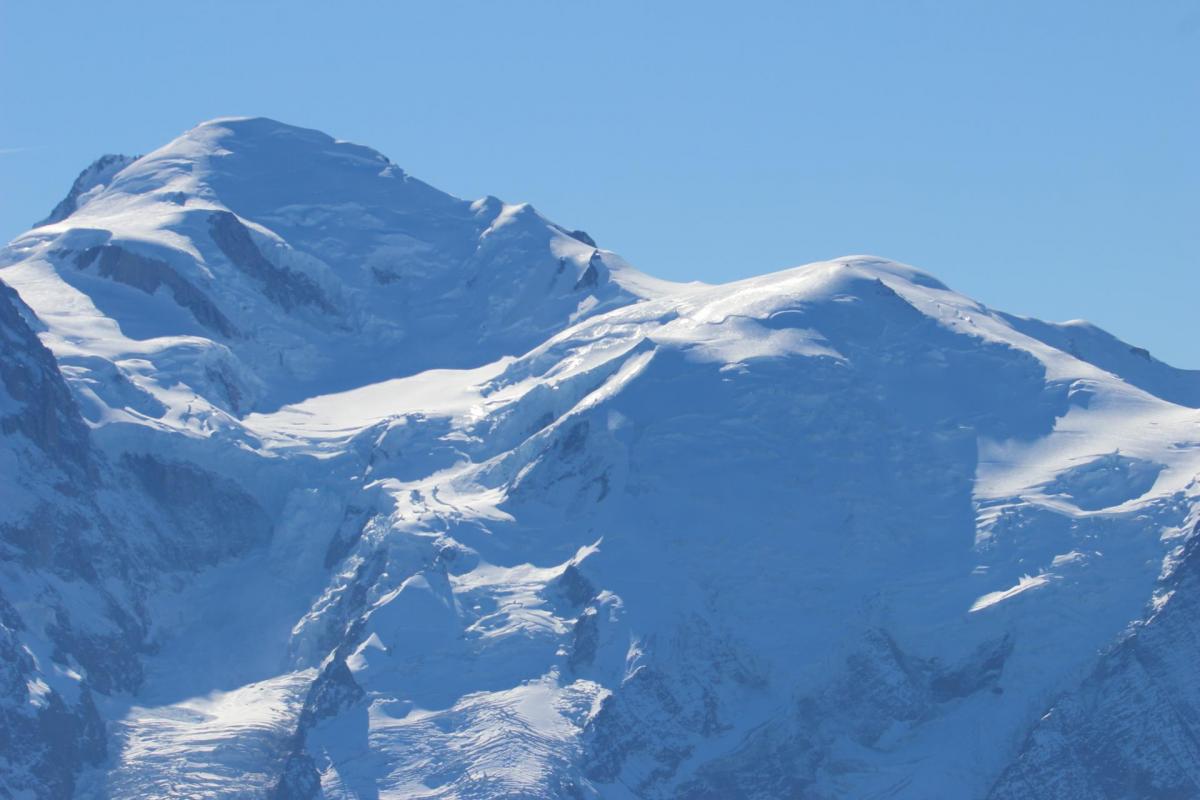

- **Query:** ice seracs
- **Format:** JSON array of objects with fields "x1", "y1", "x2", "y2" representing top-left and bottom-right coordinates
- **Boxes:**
[{"x1": 2, "y1": 118, "x2": 1199, "y2": 799}]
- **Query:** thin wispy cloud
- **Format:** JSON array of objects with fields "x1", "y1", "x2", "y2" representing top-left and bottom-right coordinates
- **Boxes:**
[{"x1": 0, "y1": 146, "x2": 33, "y2": 156}]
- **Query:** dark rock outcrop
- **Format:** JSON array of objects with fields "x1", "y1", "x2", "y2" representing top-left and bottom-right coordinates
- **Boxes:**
[
  {"x1": 988, "y1": 532, "x2": 1200, "y2": 800},
  {"x1": 208, "y1": 211, "x2": 334, "y2": 314},
  {"x1": 74, "y1": 245, "x2": 237, "y2": 338}
]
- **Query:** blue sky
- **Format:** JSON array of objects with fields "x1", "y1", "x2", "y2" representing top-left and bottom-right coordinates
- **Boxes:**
[{"x1": 2, "y1": 1, "x2": 1197, "y2": 365}]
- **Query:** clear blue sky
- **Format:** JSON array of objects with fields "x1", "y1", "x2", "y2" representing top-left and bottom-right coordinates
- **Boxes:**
[{"x1": 2, "y1": 1, "x2": 1197, "y2": 365}]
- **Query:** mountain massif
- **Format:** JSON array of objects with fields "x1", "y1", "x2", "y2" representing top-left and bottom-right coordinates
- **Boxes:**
[{"x1": 2, "y1": 118, "x2": 1199, "y2": 799}]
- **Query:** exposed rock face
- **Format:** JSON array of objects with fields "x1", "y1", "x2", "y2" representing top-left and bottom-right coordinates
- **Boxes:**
[
  {"x1": 988, "y1": 529, "x2": 1200, "y2": 800},
  {"x1": 0, "y1": 276, "x2": 279, "y2": 797},
  {"x1": 567, "y1": 230, "x2": 597, "y2": 248},
  {"x1": 0, "y1": 280, "x2": 93, "y2": 475},
  {"x1": 0, "y1": 614, "x2": 108, "y2": 800},
  {"x1": 208, "y1": 211, "x2": 334, "y2": 314},
  {"x1": 0, "y1": 280, "x2": 115, "y2": 798},
  {"x1": 74, "y1": 245, "x2": 238, "y2": 338},
  {"x1": 122, "y1": 453, "x2": 274, "y2": 565}
]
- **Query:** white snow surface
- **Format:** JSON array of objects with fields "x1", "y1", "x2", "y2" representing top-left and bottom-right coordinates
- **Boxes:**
[{"x1": 2, "y1": 117, "x2": 1200, "y2": 799}]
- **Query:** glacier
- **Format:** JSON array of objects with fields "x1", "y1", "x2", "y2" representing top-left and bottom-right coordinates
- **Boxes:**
[{"x1": 1, "y1": 117, "x2": 1199, "y2": 799}]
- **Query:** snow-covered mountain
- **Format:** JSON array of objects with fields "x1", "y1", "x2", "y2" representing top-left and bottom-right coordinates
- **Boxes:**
[{"x1": 2, "y1": 117, "x2": 1199, "y2": 800}]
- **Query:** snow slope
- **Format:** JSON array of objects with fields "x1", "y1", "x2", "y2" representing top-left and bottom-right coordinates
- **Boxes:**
[{"x1": 2, "y1": 119, "x2": 1199, "y2": 799}]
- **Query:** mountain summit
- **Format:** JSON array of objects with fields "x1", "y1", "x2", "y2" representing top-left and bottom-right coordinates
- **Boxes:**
[
  {"x1": 10, "y1": 117, "x2": 667, "y2": 413},
  {"x1": 2, "y1": 119, "x2": 1200, "y2": 800}
]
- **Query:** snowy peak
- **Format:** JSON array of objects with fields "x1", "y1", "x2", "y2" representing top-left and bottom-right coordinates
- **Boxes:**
[
  {"x1": 3, "y1": 118, "x2": 667, "y2": 413},
  {"x1": 694, "y1": 255, "x2": 1200, "y2": 412},
  {"x1": 89, "y1": 116, "x2": 458, "y2": 232},
  {"x1": 168, "y1": 116, "x2": 450, "y2": 218}
]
